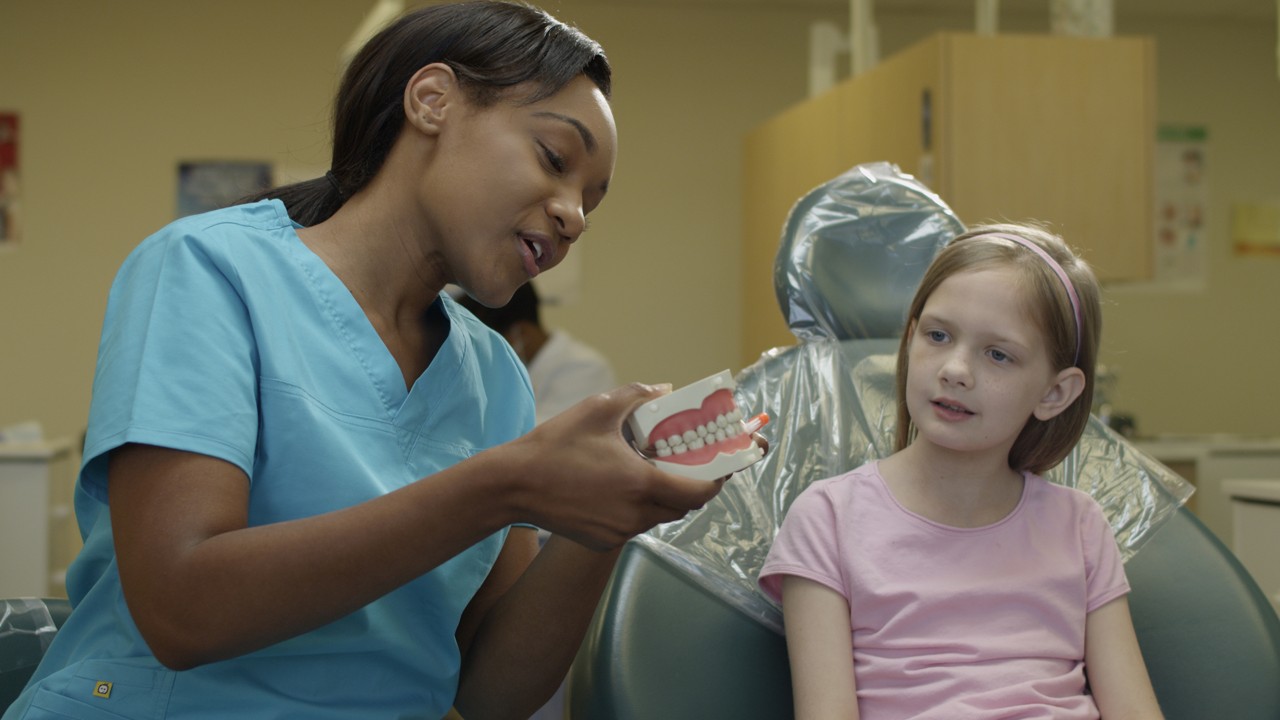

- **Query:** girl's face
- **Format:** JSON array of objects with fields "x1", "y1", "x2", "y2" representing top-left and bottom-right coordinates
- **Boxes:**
[
  {"x1": 904, "y1": 266, "x2": 1066, "y2": 465},
  {"x1": 422, "y1": 74, "x2": 617, "y2": 307}
]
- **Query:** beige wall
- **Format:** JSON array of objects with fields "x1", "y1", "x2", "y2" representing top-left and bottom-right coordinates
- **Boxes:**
[{"x1": 1, "y1": 1, "x2": 1277, "y2": 448}]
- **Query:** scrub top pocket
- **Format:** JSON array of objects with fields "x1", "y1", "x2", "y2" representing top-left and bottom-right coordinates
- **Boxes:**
[{"x1": 23, "y1": 658, "x2": 173, "y2": 720}]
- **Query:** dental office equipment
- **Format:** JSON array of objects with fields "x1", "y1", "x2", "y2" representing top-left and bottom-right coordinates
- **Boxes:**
[{"x1": 627, "y1": 370, "x2": 768, "y2": 481}]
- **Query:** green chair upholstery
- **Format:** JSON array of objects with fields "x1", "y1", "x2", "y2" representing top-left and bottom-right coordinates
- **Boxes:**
[
  {"x1": 0, "y1": 597, "x2": 72, "y2": 714},
  {"x1": 1126, "y1": 507, "x2": 1280, "y2": 720},
  {"x1": 569, "y1": 507, "x2": 1280, "y2": 719},
  {"x1": 568, "y1": 541, "x2": 791, "y2": 720}
]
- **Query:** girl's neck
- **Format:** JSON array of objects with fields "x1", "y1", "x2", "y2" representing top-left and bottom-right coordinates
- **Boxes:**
[{"x1": 879, "y1": 441, "x2": 1026, "y2": 528}]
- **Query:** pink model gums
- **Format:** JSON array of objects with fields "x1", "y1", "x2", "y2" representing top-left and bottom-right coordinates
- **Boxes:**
[{"x1": 626, "y1": 370, "x2": 768, "y2": 481}]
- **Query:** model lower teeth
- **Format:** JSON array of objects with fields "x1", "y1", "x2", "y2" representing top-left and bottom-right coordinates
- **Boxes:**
[{"x1": 653, "y1": 408, "x2": 746, "y2": 458}]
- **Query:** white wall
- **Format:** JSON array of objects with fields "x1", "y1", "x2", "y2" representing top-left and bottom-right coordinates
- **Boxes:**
[{"x1": 1, "y1": 0, "x2": 1277, "y2": 446}]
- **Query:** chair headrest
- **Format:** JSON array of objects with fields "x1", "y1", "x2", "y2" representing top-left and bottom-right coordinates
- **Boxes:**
[{"x1": 774, "y1": 162, "x2": 965, "y2": 342}]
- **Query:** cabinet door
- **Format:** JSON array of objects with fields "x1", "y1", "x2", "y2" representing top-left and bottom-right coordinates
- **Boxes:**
[
  {"x1": 943, "y1": 34, "x2": 1155, "y2": 283},
  {"x1": 742, "y1": 33, "x2": 1154, "y2": 366}
]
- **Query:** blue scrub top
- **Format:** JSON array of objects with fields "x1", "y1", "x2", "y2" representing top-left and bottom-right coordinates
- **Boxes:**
[{"x1": 5, "y1": 200, "x2": 535, "y2": 720}]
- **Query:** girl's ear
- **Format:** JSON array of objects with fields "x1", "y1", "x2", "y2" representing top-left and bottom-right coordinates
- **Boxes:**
[
  {"x1": 404, "y1": 63, "x2": 459, "y2": 136},
  {"x1": 1033, "y1": 367, "x2": 1086, "y2": 421}
]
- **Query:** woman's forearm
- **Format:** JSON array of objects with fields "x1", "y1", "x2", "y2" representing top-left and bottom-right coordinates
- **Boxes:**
[
  {"x1": 110, "y1": 444, "x2": 519, "y2": 669},
  {"x1": 454, "y1": 536, "x2": 621, "y2": 719}
]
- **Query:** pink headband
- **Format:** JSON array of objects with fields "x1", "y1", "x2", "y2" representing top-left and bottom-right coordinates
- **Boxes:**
[{"x1": 982, "y1": 232, "x2": 1083, "y2": 366}]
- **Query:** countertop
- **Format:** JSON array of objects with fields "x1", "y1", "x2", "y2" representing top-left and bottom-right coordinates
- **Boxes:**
[{"x1": 1223, "y1": 478, "x2": 1280, "y2": 504}]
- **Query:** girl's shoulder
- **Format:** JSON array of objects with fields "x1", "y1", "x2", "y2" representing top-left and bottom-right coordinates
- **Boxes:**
[
  {"x1": 791, "y1": 460, "x2": 888, "y2": 511},
  {"x1": 1022, "y1": 472, "x2": 1109, "y2": 524}
]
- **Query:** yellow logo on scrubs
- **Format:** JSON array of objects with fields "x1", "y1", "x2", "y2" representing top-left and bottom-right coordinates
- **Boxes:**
[{"x1": 93, "y1": 681, "x2": 112, "y2": 699}]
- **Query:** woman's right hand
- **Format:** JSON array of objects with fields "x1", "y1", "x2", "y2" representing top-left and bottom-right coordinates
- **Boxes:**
[{"x1": 496, "y1": 382, "x2": 727, "y2": 551}]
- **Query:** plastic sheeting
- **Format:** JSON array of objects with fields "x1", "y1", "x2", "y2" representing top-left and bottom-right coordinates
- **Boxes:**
[
  {"x1": 0, "y1": 598, "x2": 59, "y2": 676},
  {"x1": 774, "y1": 163, "x2": 966, "y2": 343},
  {"x1": 640, "y1": 163, "x2": 1193, "y2": 634}
]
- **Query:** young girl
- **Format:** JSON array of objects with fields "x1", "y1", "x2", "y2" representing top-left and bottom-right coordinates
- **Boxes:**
[
  {"x1": 4, "y1": 3, "x2": 727, "y2": 719},
  {"x1": 759, "y1": 224, "x2": 1164, "y2": 719}
]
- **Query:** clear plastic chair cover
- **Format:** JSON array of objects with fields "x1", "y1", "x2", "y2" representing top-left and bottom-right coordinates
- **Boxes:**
[
  {"x1": 0, "y1": 598, "x2": 59, "y2": 675},
  {"x1": 639, "y1": 163, "x2": 1193, "y2": 633}
]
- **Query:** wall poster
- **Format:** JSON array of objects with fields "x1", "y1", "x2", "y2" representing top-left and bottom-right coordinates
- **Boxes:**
[
  {"x1": 1153, "y1": 124, "x2": 1208, "y2": 286},
  {"x1": 0, "y1": 112, "x2": 20, "y2": 248}
]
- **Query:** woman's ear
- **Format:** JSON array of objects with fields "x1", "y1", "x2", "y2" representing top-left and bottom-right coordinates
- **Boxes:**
[
  {"x1": 1034, "y1": 367, "x2": 1086, "y2": 421},
  {"x1": 404, "y1": 63, "x2": 458, "y2": 136}
]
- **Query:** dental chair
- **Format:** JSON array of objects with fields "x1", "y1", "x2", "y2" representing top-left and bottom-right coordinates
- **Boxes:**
[
  {"x1": 0, "y1": 598, "x2": 71, "y2": 713},
  {"x1": 569, "y1": 163, "x2": 1280, "y2": 719}
]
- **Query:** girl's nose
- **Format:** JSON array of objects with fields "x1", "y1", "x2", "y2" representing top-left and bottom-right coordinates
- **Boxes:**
[{"x1": 939, "y1": 351, "x2": 972, "y2": 387}]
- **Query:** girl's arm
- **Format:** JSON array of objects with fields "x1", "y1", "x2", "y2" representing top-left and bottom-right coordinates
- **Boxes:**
[
  {"x1": 1083, "y1": 596, "x2": 1165, "y2": 719},
  {"x1": 782, "y1": 575, "x2": 860, "y2": 720}
]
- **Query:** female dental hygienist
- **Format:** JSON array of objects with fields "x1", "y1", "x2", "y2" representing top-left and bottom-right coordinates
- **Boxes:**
[{"x1": 3, "y1": 2, "x2": 731, "y2": 718}]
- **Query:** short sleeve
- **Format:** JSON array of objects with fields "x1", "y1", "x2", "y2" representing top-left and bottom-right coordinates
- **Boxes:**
[
  {"x1": 758, "y1": 482, "x2": 847, "y2": 604},
  {"x1": 81, "y1": 228, "x2": 260, "y2": 500},
  {"x1": 1082, "y1": 498, "x2": 1130, "y2": 612}
]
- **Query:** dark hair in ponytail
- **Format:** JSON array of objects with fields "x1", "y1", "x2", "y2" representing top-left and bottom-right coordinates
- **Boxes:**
[{"x1": 244, "y1": 1, "x2": 610, "y2": 226}]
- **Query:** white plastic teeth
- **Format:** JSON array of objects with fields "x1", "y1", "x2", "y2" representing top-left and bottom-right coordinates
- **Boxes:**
[
  {"x1": 652, "y1": 408, "x2": 746, "y2": 458},
  {"x1": 532, "y1": 242, "x2": 544, "y2": 261}
]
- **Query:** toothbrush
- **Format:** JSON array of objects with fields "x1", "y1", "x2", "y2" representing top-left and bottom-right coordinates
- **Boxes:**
[{"x1": 743, "y1": 412, "x2": 770, "y2": 435}]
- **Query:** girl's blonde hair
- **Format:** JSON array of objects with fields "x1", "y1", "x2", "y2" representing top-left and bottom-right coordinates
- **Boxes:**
[{"x1": 892, "y1": 223, "x2": 1102, "y2": 474}]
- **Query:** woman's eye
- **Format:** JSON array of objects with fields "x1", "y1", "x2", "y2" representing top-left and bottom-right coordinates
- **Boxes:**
[
  {"x1": 538, "y1": 141, "x2": 566, "y2": 173},
  {"x1": 925, "y1": 329, "x2": 947, "y2": 343}
]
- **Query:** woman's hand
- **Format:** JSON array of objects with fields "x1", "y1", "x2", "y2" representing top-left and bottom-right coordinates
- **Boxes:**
[{"x1": 497, "y1": 382, "x2": 729, "y2": 550}]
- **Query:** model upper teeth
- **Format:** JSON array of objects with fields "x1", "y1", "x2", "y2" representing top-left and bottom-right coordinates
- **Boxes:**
[
  {"x1": 532, "y1": 242, "x2": 544, "y2": 261},
  {"x1": 652, "y1": 408, "x2": 746, "y2": 457}
]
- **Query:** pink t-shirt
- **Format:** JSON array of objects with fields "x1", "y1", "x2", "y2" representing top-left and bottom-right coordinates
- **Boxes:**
[{"x1": 759, "y1": 461, "x2": 1129, "y2": 720}]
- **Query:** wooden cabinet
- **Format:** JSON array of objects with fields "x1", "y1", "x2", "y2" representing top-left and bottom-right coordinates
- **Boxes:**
[{"x1": 743, "y1": 32, "x2": 1155, "y2": 364}]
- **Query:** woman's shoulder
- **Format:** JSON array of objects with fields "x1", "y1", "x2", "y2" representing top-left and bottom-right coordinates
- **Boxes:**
[
  {"x1": 115, "y1": 201, "x2": 299, "y2": 286},
  {"x1": 134, "y1": 200, "x2": 292, "y2": 256},
  {"x1": 163, "y1": 198, "x2": 290, "y2": 235}
]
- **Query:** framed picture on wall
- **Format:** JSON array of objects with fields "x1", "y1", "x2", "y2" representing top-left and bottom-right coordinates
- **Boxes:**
[{"x1": 177, "y1": 160, "x2": 272, "y2": 219}]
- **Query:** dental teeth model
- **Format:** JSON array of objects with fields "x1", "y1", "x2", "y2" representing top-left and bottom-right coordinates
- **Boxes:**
[{"x1": 626, "y1": 369, "x2": 767, "y2": 481}]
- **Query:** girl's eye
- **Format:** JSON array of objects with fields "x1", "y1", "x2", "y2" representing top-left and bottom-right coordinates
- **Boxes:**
[
  {"x1": 989, "y1": 348, "x2": 1011, "y2": 363},
  {"x1": 925, "y1": 329, "x2": 948, "y2": 343},
  {"x1": 538, "y1": 141, "x2": 566, "y2": 173}
]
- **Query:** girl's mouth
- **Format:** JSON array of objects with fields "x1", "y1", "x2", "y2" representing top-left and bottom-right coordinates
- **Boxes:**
[{"x1": 932, "y1": 399, "x2": 974, "y2": 416}]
